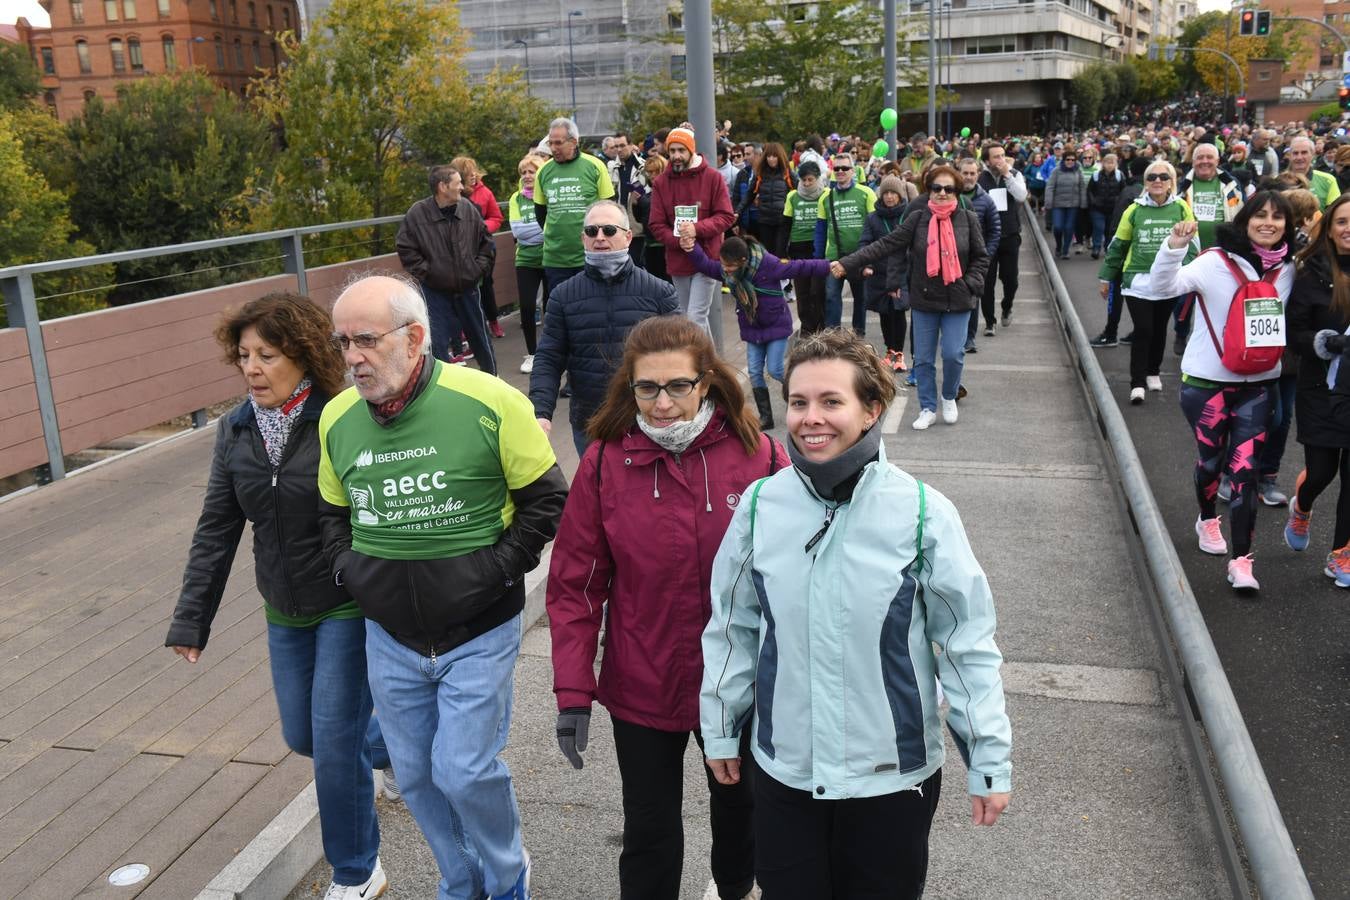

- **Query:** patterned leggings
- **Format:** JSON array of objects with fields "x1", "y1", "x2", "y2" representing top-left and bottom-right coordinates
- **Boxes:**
[{"x1": 1179, "y1": 383, "x2": 1270, "y2": 557}]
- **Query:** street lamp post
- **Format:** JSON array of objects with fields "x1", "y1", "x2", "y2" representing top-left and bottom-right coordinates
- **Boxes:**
[
  {"x1": 942, "y1": 0, "x2": 952, "y2": 138},
  {"x1": 566, "y1": 10, "x2": 583, "y2": 120},
  {"x1": 509, "y1": 38, "x2": 530, "y2": 89},
  {"x1": 185, "y1": 34, "x2": 206, "y2": 69}
]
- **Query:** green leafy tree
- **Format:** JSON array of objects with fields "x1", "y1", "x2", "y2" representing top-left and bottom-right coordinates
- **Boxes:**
[
  {"x1": 658, "y1": 0, "x2": 926, "y2": 143},
  {"x1": 251, "y1": 0, "x2": 464, "y2": 255},
  {"x1": 65, "y1": 71, "x2": 274, "y2": 303},
  {"x1": 0, "y1": 41, "x2": 41, "y2": 111},
  {"x1": 1174, "y1": 10, "x2": 1228, "y2": 91},
  {"x1": 0, "y1": 111, "x2": 110, "y2": 326},
  {"x1": 405, "y1": 67, "x2": 563, "y2": 206},
  {"x1": 1112, "y1": 61, "x2": 1139, "y2": 107},
  {"x1": 1069, "y1": 67, "x2": 1106, "y2": 126},
  {"x1": 616, "y1": 74, "x2": 692, "y2": 144},
  {"x1": 1130, "y1": 55, "x2": 1181, "y2": 103}
]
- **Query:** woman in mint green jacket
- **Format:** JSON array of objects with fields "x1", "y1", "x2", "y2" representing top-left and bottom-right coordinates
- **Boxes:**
[{"x1": 700, "y1": 329, "x2": 1012, "y2": 899}]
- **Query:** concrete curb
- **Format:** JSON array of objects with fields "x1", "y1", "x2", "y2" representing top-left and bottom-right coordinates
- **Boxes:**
[{"x1": 193, "y1": 550, "x2": 552, "y2": 900}]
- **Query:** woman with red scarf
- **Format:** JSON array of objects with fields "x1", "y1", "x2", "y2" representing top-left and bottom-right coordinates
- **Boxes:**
[
  {"x1": 451, "y1": 157, "x2": 507, "y2": 339},
  {"x1": 833, "y1": 164, "x2": 989, "y2": 430}
]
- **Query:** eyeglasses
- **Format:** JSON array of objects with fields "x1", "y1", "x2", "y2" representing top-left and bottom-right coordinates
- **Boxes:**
[
  {"x1": 1145, "y1": 173, "x2": 1172, "y2": 182},
  {"x1": 631, "y1": 372, "x2": 707, "y2": 401},
  {"x1": 330, "y1": 323, "x2": 410, "y2": 352},
  {"x1": 731, "y1": 153, "x2": 743, "y2": 159},
  {"x1": 584, "y1": 224, "x2": 629, "y2": 238},
  {"x1": 834, "y1": 165, "x2": 853, "y2": 172},
  {"x1": 929, "y1": 184, "x2": 958, "y2": 194}
]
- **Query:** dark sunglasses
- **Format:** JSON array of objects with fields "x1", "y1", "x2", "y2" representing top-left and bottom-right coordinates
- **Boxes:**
[
  {"x1": 834, "y1": 165, "x2": 853, "y2": 172},
  {"x1": 584, "y1": 224, "x2": 628, "y2": 237},
  {"x1": 929, "y1": 184, "x2": 958, "y2": 194},
  {"x1": 1145, "y1": 172, "x2": 1172, "y2": 182}
]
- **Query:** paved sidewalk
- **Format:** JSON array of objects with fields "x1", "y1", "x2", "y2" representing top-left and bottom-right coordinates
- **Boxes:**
[
  {"x1": 0, "y1": 252, "x2": 1230, "y2": 899},
  {"x1": 288, "y1": 254, "x2": 1231, "y2": 899}
]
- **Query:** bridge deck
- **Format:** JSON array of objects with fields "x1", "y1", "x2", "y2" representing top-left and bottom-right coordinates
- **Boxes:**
[{"x1": 1, "y1": 246, "x2": 1229, "y2": 899}]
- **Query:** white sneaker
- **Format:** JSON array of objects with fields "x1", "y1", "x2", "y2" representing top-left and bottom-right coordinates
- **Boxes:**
[
  {"x1": 1129, "y1": 387, "x2": 1145, "y2": 405},
  {"x1": 519, "y1": 354, "x2": 534, "y2": 374},
  {"x1": 324, "y1": 858, "x2": 387, "y2": 900},
  {"x1": 941, "y1": 398, "x2": 958, "y2": 424},
  {"x1": 912, "y1": 409, "x2": 938, "y2": 430},
  {"x1": 1146, "y1": 375, "x2": 1163, "y2": 392},
  {"x1": 380, "y1": 767, "x2": 401, "y2": 802}
]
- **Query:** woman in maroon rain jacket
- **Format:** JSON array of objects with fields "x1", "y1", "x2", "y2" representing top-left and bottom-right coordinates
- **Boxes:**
[{"x1": 546, "y1": 315, "x2": 787, "y2": 900}]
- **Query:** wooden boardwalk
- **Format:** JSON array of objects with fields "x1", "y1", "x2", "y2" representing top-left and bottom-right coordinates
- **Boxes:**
[{"x1": 0, "y1": 428, "x2": 311, "y2": 899}]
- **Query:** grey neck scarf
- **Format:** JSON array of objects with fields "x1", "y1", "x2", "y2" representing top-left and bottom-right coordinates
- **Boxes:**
[
  {"x1": 787, "y1": 422, "x2": 883, "y2": 501},
  {"x1": 636, "y1": 400, "x2": 716, "y2": 454}
]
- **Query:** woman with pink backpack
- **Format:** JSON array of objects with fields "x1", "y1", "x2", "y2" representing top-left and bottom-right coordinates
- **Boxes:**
[{"x1": 1149, "y1": 190, "x2": 1298, "y2": 592}]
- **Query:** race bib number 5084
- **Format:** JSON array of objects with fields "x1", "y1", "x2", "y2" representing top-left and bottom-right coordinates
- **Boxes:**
[{"x1": 1244, "y1": 298, "x2": 1285, "y2": 349}]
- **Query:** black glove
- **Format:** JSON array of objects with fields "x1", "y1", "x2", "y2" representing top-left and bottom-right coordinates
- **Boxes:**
[
  {"x1": 1315, "y1": 329, "x2": 1348, "y2": 359},
  {"x1": 1331, "y1": 335, "x2": 1350, "y2": 356},
  {"x1": 556, "y1": 707, "x2": 591, "y2": 770}
]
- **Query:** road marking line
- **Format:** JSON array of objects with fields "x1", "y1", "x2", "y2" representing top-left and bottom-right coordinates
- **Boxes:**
[{"x1": 882, "y1": 390, "x2": 909, "y2": 433}]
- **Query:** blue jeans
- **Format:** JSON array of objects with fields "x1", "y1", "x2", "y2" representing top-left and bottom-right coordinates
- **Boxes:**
[
  {"x1": 824, "y1": 272, "x2": 868, "y2": 333},
  {"x1": 268, "y1": 618, "x2": 385, "y2": 886},
  {"x1": 572, "y1": 422, "x2": 592, "y2": 459},
  {"x1": 910, "y1": 309, "x2": 968, "y2": 412},
  {"x1": 1089, "y1": 210, "x2": 1108, "y2": 253},
  {"x1": 545, "y1": 265, "x2": 583, "y2": 292},
  {"x1": 1050, "y1": 207, "x2": 1077, "y2": 256},
  {"x1": 746, "y1": 338, "x2": 788, "y2": 389},
  {"x1": 365, "y1": 615, "x2": 526, "y2": 900},
  {"x1": 423, "y1": 284, "x2": 497, "y2": 376}
]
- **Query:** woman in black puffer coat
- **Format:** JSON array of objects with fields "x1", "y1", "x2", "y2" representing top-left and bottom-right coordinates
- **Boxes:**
[
  {"x1": 1286, "y1": 193, "x2": 1350, "y2": 583},
  {"x1": 858, "y1": 174, "x2": 912, "y2": 373},
  {"x1": 736, "y1": 141, "x2": 794, "y2": 258}
]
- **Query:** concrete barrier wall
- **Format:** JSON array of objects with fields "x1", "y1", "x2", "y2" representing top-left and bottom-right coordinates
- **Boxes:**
[{"x1": 1, "y1": 236, "x2": 524, "y2": 481}]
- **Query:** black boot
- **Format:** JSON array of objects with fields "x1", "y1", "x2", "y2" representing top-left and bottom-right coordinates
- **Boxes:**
[{"x1": 753, "y1": 386, "x2": 774, "y2": 430}]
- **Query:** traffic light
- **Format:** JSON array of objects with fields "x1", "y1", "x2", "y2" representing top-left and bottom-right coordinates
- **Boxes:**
[
  {"x1": 1340, "y1": 86, "x2": 1350, "y2": 111},
  {"x1": 1255, "y1": 10, "x2": 1271, "y2": 35},
  {"x1": 1239, "y1": 9, "x2": 1254, "y2": 35}
]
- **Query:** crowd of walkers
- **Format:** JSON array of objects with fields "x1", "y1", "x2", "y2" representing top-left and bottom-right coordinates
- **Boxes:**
[{"x1": 159, "y1": 104, "x2": 1350, "y2": 900}]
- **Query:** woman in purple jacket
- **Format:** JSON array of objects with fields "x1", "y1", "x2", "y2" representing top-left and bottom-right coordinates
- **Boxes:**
[{"x1": 684, "y1": 234, "x2": 831, "y2": 429}]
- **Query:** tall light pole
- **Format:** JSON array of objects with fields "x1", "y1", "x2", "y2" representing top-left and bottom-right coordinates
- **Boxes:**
[
  {"x1": 509, "y1": 38, "x2": 530, "y2": 89},
  {"x1": 566, "y1": 10, "x2": 583, "y2": 120},
  {"x1": 943, "y1": 0, "x2": 952, "y2": 138},
  {"x1": 927, "y1": 0, "x2": 936, "y2": 135},
  {"x1": 884, "y1": 0, "x2": 897, "y2": 160}
]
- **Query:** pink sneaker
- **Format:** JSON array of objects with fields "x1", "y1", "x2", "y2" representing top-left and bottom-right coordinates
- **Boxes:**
[
  {"x1": 1195, "y1": 515, "x2": 1227, "y2": 556},
  {"x1": 1227, "y1": 554, "x2": 1259, "y2": 591}
]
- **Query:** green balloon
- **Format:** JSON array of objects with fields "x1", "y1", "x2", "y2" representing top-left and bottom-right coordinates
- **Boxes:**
[
  {"x1": 873, "y1": 139, "x2": 889, "y2": 158},
  {"x1": 960, "y1": 126, "x2": 971, "y2": 138},
  {"x1": 879, "y1": 107, "x2": 898, "y2": 130}
]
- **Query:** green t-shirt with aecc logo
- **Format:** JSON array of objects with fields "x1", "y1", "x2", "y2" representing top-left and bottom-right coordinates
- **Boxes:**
[
  {"x1": 784, "y1": 189, "x2": 821, "y2": 244},
  {"x1": 317, "y1": 360, "x2": 557, "y2": 561},
  {"x1": 1188, "y1": 178, "x2": 1224, "y2": 249},
  {"x1": 535, "y1": 152, "x2": 615, "y2": 269},
  {"x1": 817, "y1": 183, "x2": 877, "y2": 260}
]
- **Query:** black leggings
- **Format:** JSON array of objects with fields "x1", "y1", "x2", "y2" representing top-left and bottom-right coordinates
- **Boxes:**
[
  {"x1": 479, "y1": 267, "x2": 498, "y2": 324},
  {"x1": 1298, "y1": 445, "x2": 1350, "y2": 550},
  {"x1": 789, "y1": 239, "x2": 827, "y2": 334},
  {"x1": 515, "y1": 265, "x2": 549, "y2": 354},
  {"x1": 879, "y1": 309, "x2": 908, "y2": 354},
  {"x1": 1124, "y1": 296, "x2": 1177, "y2": 388}
]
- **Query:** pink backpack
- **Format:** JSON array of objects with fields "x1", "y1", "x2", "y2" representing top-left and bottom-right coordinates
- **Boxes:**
[{"x1": 1195, "y1": 249, "x2": 1285, "y2": 375}]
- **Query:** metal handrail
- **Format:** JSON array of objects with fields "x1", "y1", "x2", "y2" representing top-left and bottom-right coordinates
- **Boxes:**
[
  {"x1": 0, "y1": 215, "x2": 405, "y2": 280},
  {"x1": 1028, "y1": 214, "x2": 1315, "y2": 900}
]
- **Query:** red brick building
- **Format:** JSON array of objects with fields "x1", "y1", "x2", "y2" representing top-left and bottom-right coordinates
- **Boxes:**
[{"x1": 12, "y1": 0, "x2": 300, "y2": 121}]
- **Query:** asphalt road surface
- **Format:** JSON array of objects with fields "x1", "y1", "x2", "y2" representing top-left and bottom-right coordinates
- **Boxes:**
[{"x1": 1049, "y1": 228, "x2": 1350, "y2": 898}]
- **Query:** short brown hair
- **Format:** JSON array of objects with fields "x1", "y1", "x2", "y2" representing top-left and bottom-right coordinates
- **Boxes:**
[
  {"x1": 586, "y1": 316, "x2": 762, "y2": 454},
  {"x1": 923, "y1": 163, "x2": 961, "y2": 192},
  {"x1": 782, "y1": 328, "x2": 896, "y2": 410},
  {"x1": 214, "y1": 292, "x2": 346, "y2": 398},
  {"x1": 428, "y1": 164, "x2": 459, "y2": 195}
]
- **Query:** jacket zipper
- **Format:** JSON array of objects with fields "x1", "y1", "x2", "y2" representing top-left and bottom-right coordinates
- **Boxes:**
[
  {"x1": 264, "y1": 421, "x2": 305, "y2": 616},
  {"x1": 804, "y1": 505, "x2": 836, "y2": 553}
]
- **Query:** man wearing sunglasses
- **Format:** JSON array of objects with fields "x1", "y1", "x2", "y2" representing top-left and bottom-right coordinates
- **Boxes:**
[
  {"x1": 815, "y1": 152, "x2": 877, "y2": 333},
  {"x1": 396, "y1": 164, "x2": 498, "y2": 375},
  {"x1": 529, "y1": 200, "x2": 678, "y2": 457},
  {"x1": 648, "y1": 125, "x2": 737, "y2": 345}
]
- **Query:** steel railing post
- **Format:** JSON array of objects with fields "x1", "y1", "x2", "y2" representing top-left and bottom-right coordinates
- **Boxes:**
[
  {"x1": 281, "y1": 231, "x2": 308, "y2": 297},
  {"x1": 2, "y1": 272, "x2": 66, "y2": 481}
]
